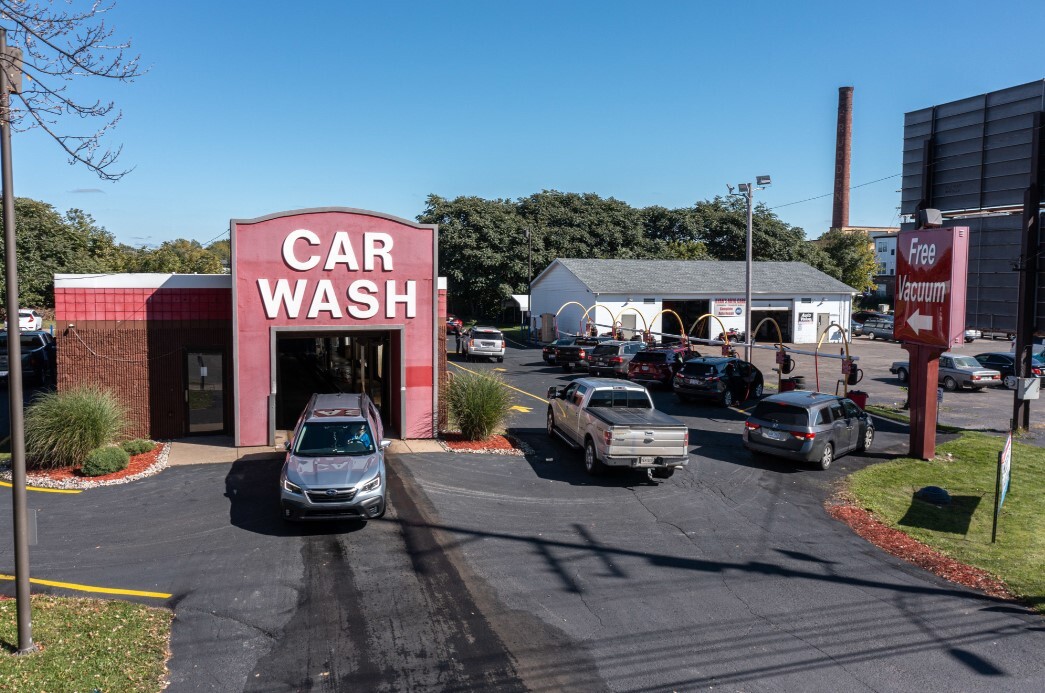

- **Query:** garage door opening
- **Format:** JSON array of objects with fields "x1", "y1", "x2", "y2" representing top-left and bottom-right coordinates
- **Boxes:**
[
  {"x1": 752, "y1": 309, "x2": 793, "y2": 342},
  {"x1": 273, "y1": 329, "x2": 401, "y2": 437}
]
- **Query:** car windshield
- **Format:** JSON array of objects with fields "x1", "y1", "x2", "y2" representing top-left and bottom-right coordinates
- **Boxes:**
[
  {"x1": 592, "y1": 344, "x2": 620, "y2": 356},
  {"x1": 752, "y1": 402, "x2": 810, "y2": 426},
  {"x1": 680, "y1": 362, "x2": 719, "y2": 377},
  {"x1": 576, "y1": 338, "x2": 603, "y2": 346},
  {"x1": 553, "y1": 338, "x2": 574, "y2": 346},
  {"x1": 472, "y1": 331, "x2": 501, "y2": 340},
  {"x1": 632, "y1": 351, "x2": 668, "y2": 364},
  {"x1": 294, "y1": 421, "x2": 375, "y2": 456},
  {"x1": 587, "y1": 389, "x2": 652, "y2": 408},
  {"x1": 951, "y1": 356, "x2": 982, "y2": 369}
]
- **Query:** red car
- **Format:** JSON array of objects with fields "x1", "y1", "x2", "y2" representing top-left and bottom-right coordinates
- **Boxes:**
[
  {"x1": 445, "y1": 315, "x2": 463, "y2": 334},
  {"x1": 627, "y1": 345, "x2": 692, "y2": 388}
]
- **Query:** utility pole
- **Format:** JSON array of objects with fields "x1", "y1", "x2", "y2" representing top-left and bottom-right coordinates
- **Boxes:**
[
  {"x1": 526, "y1": 228, "x2": 532, "y2": 343},
  {"x1": 1, "y1": 27, "x2": 36, "y2": 654},
  {"x1": 732, "y1": 176, "x2": 771, "y2": 362}
]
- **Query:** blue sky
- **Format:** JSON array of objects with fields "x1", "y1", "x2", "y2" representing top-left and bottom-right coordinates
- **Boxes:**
[{"x1": 10, "y1": 1, "x2": 1045, "y2": 247}]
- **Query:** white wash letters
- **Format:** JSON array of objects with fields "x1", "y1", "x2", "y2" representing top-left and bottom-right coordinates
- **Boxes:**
[{"x1": 258, "y1": 228, "x2": 415, "y2": 319}]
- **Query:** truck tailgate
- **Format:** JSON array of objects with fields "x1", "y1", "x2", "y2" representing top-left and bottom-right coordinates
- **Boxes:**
[{"x1": 609, "y1": 426, "x2": 688, "y2": 458}]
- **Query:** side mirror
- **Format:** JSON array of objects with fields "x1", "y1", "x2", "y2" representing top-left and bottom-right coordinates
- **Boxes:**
[
  {"x1": 283, "y1": 440, "x2": 291, "y2": 451},
  {"x1": 379, "y1": 439, "x2": 392, "y2": 450},
  {"x1": 547, "y1": 387, "x2": 560, "y2": 399}
]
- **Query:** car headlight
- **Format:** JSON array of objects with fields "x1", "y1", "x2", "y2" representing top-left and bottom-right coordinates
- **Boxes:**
[
  {"x1": 361, "y1": 475, "x2": 381, "y2": 493},
  {"x1": 281, "y1": 477, "x2": 302, "y2": 494}
]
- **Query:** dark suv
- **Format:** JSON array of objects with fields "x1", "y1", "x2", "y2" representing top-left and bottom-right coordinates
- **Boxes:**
[
  {"x1": 743, "y1": 392, "x2": 873, "y2": 470},
  {"x1": 589, "y1": 341, "x2": 645, "y2": 377},
  {"x1": 627, "y1": 345, "x2": 693, "y2": 388},
  {"x1": 673, "y1": 357, "x2": 764, "y2": 407}
]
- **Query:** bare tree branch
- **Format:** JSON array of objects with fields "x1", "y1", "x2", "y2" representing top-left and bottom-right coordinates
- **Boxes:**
[{"x1": 0, "y1": 0, "x2": 143, "y2": 179}]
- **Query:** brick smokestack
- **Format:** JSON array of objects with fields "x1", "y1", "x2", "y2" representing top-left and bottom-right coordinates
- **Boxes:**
[{"x1": 832, "y1": 86, "x2": 854, "y2": 230}]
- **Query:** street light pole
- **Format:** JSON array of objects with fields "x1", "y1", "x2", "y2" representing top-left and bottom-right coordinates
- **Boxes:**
[
  {"x1": 1, "y1": 27, "x2": 36, "y2": 655},
  {"x1": 731, "y1": 177, "x2": 771, "y2": 362},
  {"x1": 743, "y1": 184, "x2": 754, "y2": 362},
  {"x1": 525, "y1": 228, "x2": 532, "y2": 343}
]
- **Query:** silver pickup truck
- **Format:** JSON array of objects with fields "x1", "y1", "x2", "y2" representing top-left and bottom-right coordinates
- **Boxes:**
[
  {"x1": 890, "y1": 352, "x2": 1002, "y2": 391},
  {"x1": 546, "y1": 378, "x2": 689, "y2": 480}
]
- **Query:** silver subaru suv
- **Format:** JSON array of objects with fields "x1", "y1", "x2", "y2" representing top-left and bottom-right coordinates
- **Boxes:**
[{"x1": 279, "y1": 392, "x2": 391, "y2": 522}]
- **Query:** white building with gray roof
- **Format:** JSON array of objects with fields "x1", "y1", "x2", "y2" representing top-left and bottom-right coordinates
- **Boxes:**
[{"x1": 530, "y1": 259, "x2": 857, "y2": 344}]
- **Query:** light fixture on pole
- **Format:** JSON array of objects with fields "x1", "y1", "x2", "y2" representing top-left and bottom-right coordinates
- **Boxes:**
[{"x1": 729, "y1": 175, "x2": 771, "y2": 362}]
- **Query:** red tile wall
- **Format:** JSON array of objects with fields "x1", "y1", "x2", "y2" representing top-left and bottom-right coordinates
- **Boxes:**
[{"x1": 55, "y1": 288, "x2": 232, "y2": 323}]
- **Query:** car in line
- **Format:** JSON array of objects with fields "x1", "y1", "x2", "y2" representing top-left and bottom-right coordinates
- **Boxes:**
[
  {"x1": 0, "y1": 330, "x2": 56, "y2": 385},
  {"x1": 546, "y1": 377, "x2": 689, "y2": 480},
  {"x1": 627, "y1": 345, "x2": 692, "y2": 388},
  {"x1": 554, "y1": 336, "x2": 614, "y2": 372},
  {"x1": 542, "y1": 336, "x2": 576, "y2": 365},
  {"x1": 4, "y1": 309, "x2": 43, "y2": 332},
  {"x1": 743, "y1": 392, "x2": 874, "y2": 470},
  {"x1": 588, "y1": 340, "x2": 645, "y2": 378},
  {"x1": 279, "y1": 392, "x2": 391, "y2": 522},
  {"x1": 964, "y1": 328, "x2": 982, "y2": 343},
  {"x1": 890, "y1": 352, "x2": 1002, "y2": 391},
  {"x1": 673, "y1": 356, "x2": 764, "y2": 407},
  {"x1": 974, "y1": 351, "x2": 1045, "y2": 390},
  {"x1": 463, "y1": 327, "x2": 506, "y2": 363}
]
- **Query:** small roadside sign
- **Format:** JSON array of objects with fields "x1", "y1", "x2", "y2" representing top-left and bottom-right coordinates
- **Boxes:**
[{"x1": 991, "y1": 431, "x2": 1013, "y2": 543}]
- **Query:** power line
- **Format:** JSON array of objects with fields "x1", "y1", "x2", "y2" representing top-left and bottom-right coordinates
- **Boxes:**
[{"x1": 770, "y1": 174, "x2": 902, "y2": 211}]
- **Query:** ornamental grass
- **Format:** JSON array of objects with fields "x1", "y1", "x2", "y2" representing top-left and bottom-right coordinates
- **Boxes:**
[{"x1": 24, "y1": 385, "x2": 128, "y2": 470}]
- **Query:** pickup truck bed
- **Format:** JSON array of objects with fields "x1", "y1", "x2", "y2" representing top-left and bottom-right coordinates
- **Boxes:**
[{"x1": 587, "y1": 407, "x2": 688, "y2": 429}]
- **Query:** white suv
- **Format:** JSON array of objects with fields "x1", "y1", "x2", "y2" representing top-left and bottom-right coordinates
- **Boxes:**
[{"x1": 464, "y1": 327, "x2": 506, "y2": 362}]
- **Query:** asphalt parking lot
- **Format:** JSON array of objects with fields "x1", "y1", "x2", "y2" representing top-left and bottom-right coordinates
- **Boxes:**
[{"x1": 2, "y1": 338, "x2": 1043, "y2": 691}]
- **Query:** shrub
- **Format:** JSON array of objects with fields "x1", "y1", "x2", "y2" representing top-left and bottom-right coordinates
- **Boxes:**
[
  {"x1": 24, "y1": 385, "x2": 128, "y2": 470},
  {"x1": 81, "y1": 446, "x2": 130, "y2": 477},
  {"x1": 447, "y1": 371, "x2": 513, "y2": 440},
  {"x1": 121, "y1": 438, "x2": 156, "y2": 456}
]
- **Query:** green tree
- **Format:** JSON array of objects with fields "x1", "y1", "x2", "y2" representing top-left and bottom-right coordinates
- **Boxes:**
[
  {"x1": 815, "y1": 229, "x2": 877, "y2": 291},
  {"x1": 0, "y1": 198, "x2": 127, "y2": 308},
  {"x1": 694, "y1": 196, "x2": 811, "y2": 262},
  {"x1": 126, "y1": 239, "x2": 225, "y2": 274}
]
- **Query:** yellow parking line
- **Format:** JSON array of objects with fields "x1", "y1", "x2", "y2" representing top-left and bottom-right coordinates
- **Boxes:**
[
  {"x1": 0, "y1": 480, "x2": 81, "y2": 494},
  {"x1": 449, "y1": 361, "x2": 547, "y2": 404},
  {"x1": 0, "y1": 573, "x2": 171, "y2": 599}
]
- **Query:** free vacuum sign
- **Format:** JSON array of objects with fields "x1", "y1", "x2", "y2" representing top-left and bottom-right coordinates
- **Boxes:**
[{"x1": 894, "y1": 227, "x2": 970, "y2": 348}]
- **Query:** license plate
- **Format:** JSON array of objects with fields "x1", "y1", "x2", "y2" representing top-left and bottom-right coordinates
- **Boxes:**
[
  {"x1": 762, "y1": 429, "x2": 786, "y2": 441},
  {"x1": 639, "y1": 456, "x2": 655, "y2": 464},
  {"x1": 689, "y1": 378, "x2": 702, "y2": 385},
  {"x1": 641, "y1": 365, "x2": 649, "y2": 371}
]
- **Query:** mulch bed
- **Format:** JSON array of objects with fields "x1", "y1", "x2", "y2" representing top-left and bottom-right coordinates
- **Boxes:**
[
  {"x1": 30, "y1": 444, "x2": 163, "y2": 483},
  {"x1": 826, "y1": 501, "x2": 1015, "y2": 601},
  {"x1": 440, "y1": 433, "x2": 530, "y2": 455},
  {"x1": 0, "y1": 443, "x2": 170, "y2": 490}
]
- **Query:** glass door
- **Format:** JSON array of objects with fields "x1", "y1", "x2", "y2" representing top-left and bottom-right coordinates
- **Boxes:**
[{"x1": 186, "y1": 350, "x2": 225, "y2": 434}]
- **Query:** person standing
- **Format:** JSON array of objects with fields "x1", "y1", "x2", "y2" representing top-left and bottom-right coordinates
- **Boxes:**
[{"x1": 455, "y1": 325, "x2": 464, "y2": 356}]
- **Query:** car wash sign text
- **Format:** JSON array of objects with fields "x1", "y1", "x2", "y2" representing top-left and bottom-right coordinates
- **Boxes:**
[{"x1": 257, "y1": 229, "x2": 416, "y2": 320}]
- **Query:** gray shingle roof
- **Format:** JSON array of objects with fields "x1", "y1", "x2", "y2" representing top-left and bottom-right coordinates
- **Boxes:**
[{"x1": 550, "y1": 259, "x2": 857, "y2": 295}]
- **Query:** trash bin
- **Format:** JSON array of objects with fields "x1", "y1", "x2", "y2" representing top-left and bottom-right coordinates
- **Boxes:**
[{"x1": 847, "y1": 390, "x2": 869, "y2": 409}]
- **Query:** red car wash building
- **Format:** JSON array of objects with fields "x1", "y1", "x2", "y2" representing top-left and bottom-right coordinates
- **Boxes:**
[{"x1": 55, "y1": 208, "x2": 444, "y2": 444}]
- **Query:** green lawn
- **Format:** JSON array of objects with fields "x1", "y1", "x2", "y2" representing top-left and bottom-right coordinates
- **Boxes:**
[
  {"x1": 0, "y1": 596, "x2": 171, "y2": 691},
  {"x1": 847, "y1": 431, "x2": 1044, "y2": 611}
]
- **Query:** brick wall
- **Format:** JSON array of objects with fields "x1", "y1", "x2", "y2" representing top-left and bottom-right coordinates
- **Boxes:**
[{"x1": 57, "y1": 321, "x2": 233, "y2": 439}]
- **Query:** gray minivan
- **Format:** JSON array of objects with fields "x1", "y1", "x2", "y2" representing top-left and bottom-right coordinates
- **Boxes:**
[
  {"x1": 743, "y1": 391, "x2": 874, "y2": 470},
  {"x1": 279, "y1": 392, "x2": 391, "y2": 522}
]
